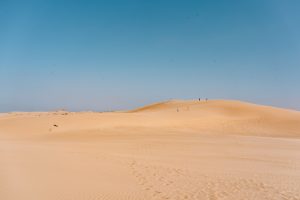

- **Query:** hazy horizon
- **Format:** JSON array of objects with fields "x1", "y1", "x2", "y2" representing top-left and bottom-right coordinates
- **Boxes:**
[{"x1": 1, "y1": 0, "x2": 300, "y2": 112}]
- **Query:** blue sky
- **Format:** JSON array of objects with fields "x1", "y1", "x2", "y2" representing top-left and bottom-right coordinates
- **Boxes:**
[{"x1": 0, "y1": 0, "x2": 300, "y2": 111}]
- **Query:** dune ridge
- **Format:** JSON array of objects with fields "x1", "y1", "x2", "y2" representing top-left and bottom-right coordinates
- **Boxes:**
[{"x1": 1, "y1": 99, "x2": 300, "y2": 139}]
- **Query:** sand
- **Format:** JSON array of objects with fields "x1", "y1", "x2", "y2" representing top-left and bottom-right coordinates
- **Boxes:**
[{"x1": 1, "y1": 100, "x2": 300, "y2": 200}]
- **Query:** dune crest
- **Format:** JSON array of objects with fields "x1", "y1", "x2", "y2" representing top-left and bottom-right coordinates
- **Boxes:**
[{"x1": 1, "y1": 99, "x2": 299, "y2": 139}]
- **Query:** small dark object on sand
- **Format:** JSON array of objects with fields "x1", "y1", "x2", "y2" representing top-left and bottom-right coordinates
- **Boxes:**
[{"x1": 53, "y1": 124, "x2": 58, "y2": 127}]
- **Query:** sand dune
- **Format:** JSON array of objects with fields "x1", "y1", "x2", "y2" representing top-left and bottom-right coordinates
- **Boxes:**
[
  {"x1": 1, "y1": 100, "x2": 300, "y2": 139},
  {"x1": 1, "y1": 100, "x2": 300, "y2": 200}
]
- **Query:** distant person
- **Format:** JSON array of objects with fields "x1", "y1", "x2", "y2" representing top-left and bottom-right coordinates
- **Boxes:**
[{"x1": 199, "y1": 98, "x2": 201, "y2": 101}]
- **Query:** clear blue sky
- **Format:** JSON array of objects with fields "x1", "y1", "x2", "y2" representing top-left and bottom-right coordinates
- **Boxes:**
[{"x1": 0, "y1": 0, "x2": 300, "y2": 111}]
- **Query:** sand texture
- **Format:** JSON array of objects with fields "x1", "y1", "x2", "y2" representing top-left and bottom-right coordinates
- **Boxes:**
[{"x1": 1, "y1": 100, "x2": 300, "y2": 200}]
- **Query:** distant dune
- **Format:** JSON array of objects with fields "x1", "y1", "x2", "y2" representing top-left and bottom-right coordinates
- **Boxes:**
[
  {"x1": 1, "y1": 100, "x2": 300, "y2": 139},
  {"x1": 131, "y1": 99, "x2": 300, "y2": 137},
  {"x1": 1, "y1": 100, "x2": 300, "y2": 200}
]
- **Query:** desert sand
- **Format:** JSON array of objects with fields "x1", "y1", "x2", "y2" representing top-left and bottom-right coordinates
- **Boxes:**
[{"x1": 1, "y1": 100, "x2": 300, "y2": 200}]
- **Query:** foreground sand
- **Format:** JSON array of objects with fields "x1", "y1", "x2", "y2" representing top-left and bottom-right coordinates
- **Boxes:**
[{"x1": 1, "y1": 100, "x2": 300, "y2": 200}]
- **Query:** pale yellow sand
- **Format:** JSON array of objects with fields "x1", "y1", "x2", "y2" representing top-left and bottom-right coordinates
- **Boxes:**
[{"x1": 1, "y1": 100, "x2": 300, "y2": 200}]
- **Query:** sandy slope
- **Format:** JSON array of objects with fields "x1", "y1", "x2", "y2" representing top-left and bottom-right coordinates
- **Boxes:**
[{"x1": 1, "y1": 100, "x2": 300, "y2": 200}]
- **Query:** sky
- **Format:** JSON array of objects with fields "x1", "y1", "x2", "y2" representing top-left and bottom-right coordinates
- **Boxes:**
[{"x1": 0, "y1": 0, "x2": 300, "y2": 112}]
